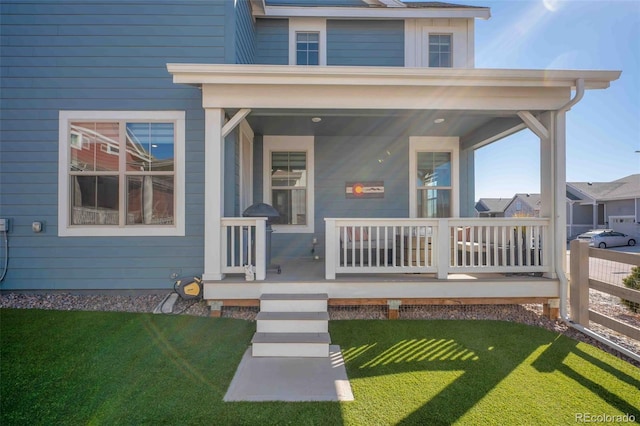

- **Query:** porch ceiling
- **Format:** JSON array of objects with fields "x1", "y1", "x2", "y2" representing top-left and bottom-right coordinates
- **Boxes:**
[{"x1": 242, "y1": 108, "x2": 513, "y2": 138}]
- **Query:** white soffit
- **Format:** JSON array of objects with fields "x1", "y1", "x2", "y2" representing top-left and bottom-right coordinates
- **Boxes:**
[{"x1": 167, "y1": 64, "x2": 621, "y2": 90}]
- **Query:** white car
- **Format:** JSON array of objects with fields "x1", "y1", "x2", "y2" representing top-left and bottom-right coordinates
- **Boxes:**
[{"x1": 587, "y1": 230, "x2": 636, "y2": 249}]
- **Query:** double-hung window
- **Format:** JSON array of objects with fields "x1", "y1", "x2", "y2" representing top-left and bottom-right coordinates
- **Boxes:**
[
  {"x1": 263, "y1": 136, "x2": 314, "y2": 233},
  {"x1": 428, "y1": 34, "x2": 452, "y2": 68},
  {"x1": 58, "y1": 111, "x2": 185, "y2": 237},
  {"x1": 416, "y1": 152, "x2": 452, "y2": 218},
  {"x1": 409, "y1": 137, "x2": 458, "y2": 218}
]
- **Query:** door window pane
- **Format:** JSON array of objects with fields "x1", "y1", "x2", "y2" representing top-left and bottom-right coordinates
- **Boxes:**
[
  {"x1": 271, "y1": 151, "x2": 307, "y2": 225},
  {"x1": 417, "y1": 152, "x2": 451, "y2": 187},
  {"x1": 416, "y1": 151, "x2": 452, "y2": 218},
  {"x1": 417, "y1": 188, "x2": 451, "y2": 218}
]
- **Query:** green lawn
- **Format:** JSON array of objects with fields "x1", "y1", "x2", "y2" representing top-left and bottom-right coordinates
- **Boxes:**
[{"x1": 1, "y1": 309, "x2": 638, "y2": 425}]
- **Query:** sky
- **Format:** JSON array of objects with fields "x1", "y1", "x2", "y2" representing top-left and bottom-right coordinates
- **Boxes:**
[{"x1": 409, "y1": 0, "x2": 640, "y2": 200}]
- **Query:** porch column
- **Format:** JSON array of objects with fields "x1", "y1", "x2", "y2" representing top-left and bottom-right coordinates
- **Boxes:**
[
  {"x1": 203, "y1": 108, "x2": 226, "y2": 281},
  {"x1": 459, "y1": 147, "x2": 475, "y2": 217},
  {"x1": 538, "y1": 111, "x2": 558, "y2": 278},
  {"x1": 553, "y1": 110, "x2": 568, "y2": 276}
]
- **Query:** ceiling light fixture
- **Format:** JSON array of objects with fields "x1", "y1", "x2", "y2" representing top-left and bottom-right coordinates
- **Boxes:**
[
  {"x1": 311, "y1": 117, "x2": 322, "y2": 123},
  {"x1": 434, "y1": 118, "x2": 445, "y2": 124}
]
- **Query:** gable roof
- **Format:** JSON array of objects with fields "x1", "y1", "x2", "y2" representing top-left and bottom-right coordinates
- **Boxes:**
[
  {"x1": 510, "y1": 193, "x2": 542, "y2": 210},
  {"x1": 475, "y1": 198, "x2": 511, "y2": 213},
  {"x1": 568, "y1": 174, "x2": 640, "y2": 202}
]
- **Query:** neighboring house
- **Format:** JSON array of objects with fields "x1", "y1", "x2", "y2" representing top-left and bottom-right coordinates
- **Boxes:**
[
  {"x1": 475, "y1": 194, "x2": 541, "y2": 218},
  {"x1": 504, "y1": 194, "x2": 541, "y2": 218},
  {"x1": 474, "y1": 198, "x2": 510, "y2": 217},
  {"x1": 567, "y1": 174, "x2": 640, "y2": 238},
  {"x1": 0, "y1": 1, "x2": 620, "y2": 319}
]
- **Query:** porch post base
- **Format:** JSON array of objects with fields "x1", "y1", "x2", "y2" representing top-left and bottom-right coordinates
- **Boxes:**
[
  {"x1": 387, "y1": 300, "x2": 402, "y2": 320},
  {"x1": 202, "y1": 272, "x2": 225, "y2": 281},
  {"x1": 543, "y1": 299, "x2": 560, "y2": 320},
  {"x1": 209, "y1": 300, "x2": 223, "y2": 318}
]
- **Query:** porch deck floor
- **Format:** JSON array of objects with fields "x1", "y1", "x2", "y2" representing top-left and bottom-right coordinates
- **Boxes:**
[{"x1": 223, "y1": 258, "x2": 549, "y2": 283}]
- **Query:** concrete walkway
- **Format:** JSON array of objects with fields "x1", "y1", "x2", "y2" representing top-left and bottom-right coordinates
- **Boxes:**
[{"x1": 224, "y1": 345, "x2": 354, "y2": 402}]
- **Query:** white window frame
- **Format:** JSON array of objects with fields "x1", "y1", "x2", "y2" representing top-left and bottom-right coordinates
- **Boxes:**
[
  {"x1": 404, "y1": 19, "x2": 473, "y2": 68},
  {"x1": 409, "y1": 137, "x2": 459, "y2": 218},
  {"x1": 289, "y1": 18, "x2": 327, "y2": 66},
  {"x1": 58, "y1": 110, "x2": 186, "y2": 237},
  {"x1": 263, "y1": 135, "x2": 315, "y2": 233}
]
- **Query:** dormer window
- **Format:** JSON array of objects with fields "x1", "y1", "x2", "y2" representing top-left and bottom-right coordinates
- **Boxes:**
[
  {"x1": 428, "y1": 34, "x2": 452, "y2": 68},
  {"x1": 289, "y1": 18, "x2": 326, "y2": 66},
  {"x1": 296, "y1": 32, "x2": 319, "y2": 65}
]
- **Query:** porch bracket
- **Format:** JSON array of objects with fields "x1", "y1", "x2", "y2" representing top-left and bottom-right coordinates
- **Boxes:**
[
  {"x1": 517, "y1": 111, "x2": 549, "y2": 140},
  {"x1": 221, "y1": 108, "x2": 251, "y2": 138}
]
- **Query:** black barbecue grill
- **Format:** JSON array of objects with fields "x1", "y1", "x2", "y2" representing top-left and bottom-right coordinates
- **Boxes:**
[{"x1": 242, "y1": 203, "x2": 281, "y2": 274}]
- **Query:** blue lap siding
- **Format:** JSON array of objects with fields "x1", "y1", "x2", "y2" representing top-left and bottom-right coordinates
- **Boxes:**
[
  {"x1": 0, "y1": 1, "x2": 231, "y2": 290},
  {"x1": 327, "y1": 20, "x2": 404, "y2": 67},
  {"x1": 0, "y1": 0, "x2": 415, "y2": 289}
]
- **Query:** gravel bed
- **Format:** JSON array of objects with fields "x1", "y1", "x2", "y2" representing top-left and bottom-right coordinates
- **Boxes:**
[{"x1": 1, "y1": 291, "x2": 637, "y2": 367}]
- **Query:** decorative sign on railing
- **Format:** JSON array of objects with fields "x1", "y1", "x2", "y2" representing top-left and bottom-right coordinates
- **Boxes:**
[{"x1": 345, "y1": 181, "x2": 384, "y2": 199}]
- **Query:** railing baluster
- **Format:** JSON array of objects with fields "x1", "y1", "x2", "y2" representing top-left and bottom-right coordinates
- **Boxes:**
[{"x1": 491, "y1": 226, "x2": 500, "y2": 266}]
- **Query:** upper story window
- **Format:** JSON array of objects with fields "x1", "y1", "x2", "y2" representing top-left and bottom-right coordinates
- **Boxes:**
[
  {"x1": 289, "y1": 18, "x2": 326, "y2": 66},
  {"x1": 58, "y1": 111, "x2": 185, "y2": 237},
  {"x1": 428, "y1": 34, "x2": 452, "y2": 68},
  {"x1": 296, "y1": 32, "x2": 320, "y2": 65}
]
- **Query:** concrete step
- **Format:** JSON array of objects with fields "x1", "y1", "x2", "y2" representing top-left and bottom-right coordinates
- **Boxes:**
[
  {"x1": 251, "y1": 332, "x2": 331, "y2": 358},
  {"x1": 256, "y1": 312, "x2": 329, "y2": 333},
  {"x1": 260, "y1": 293, "x2": 328, "y2": 312}
]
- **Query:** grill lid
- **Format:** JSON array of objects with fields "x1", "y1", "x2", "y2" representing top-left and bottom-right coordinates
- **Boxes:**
[{"x1": 242, "y1": 202, "x2": 280, "y2": 218}]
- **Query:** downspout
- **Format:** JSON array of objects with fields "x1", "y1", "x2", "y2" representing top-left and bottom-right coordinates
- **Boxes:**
[{"x1": 554, "y1": 81, "x2": 640, "y2": 363}]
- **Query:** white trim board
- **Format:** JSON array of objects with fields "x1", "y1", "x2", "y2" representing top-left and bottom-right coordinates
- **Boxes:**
[
  {"x1": 263, "y1": 135, "x2": 315, "y2": 234},
  {"x1": 58, "y1": 110, "x2": 186, "y2": 237}
]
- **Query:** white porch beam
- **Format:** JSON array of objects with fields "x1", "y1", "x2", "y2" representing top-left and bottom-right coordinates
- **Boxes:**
[
  {"x1": 203, "y1": 108, "x2": 226, "y2": 281},
  {"x1": 518, "y1": 111, "x2": 549, "y2": 140},
  {"x1": 222, "y1": 108, "x2": 251, "y2": 138},
  {"x1": 202, "y1": 84, "x2": 570, "y2": 111}
]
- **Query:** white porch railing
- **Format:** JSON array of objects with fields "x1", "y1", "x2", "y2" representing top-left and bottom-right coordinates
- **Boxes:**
[
  {"x1": 325, "y1": 218, "x2": 551, "y2": 279},
  {"x1": 221, "y1": 217, "x2": 267, "y2": 280}
]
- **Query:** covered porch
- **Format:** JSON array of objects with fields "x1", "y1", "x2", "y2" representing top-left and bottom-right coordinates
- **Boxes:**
[{"x1": 167, "y1": 64, "x2": 619, "y2": 317}]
